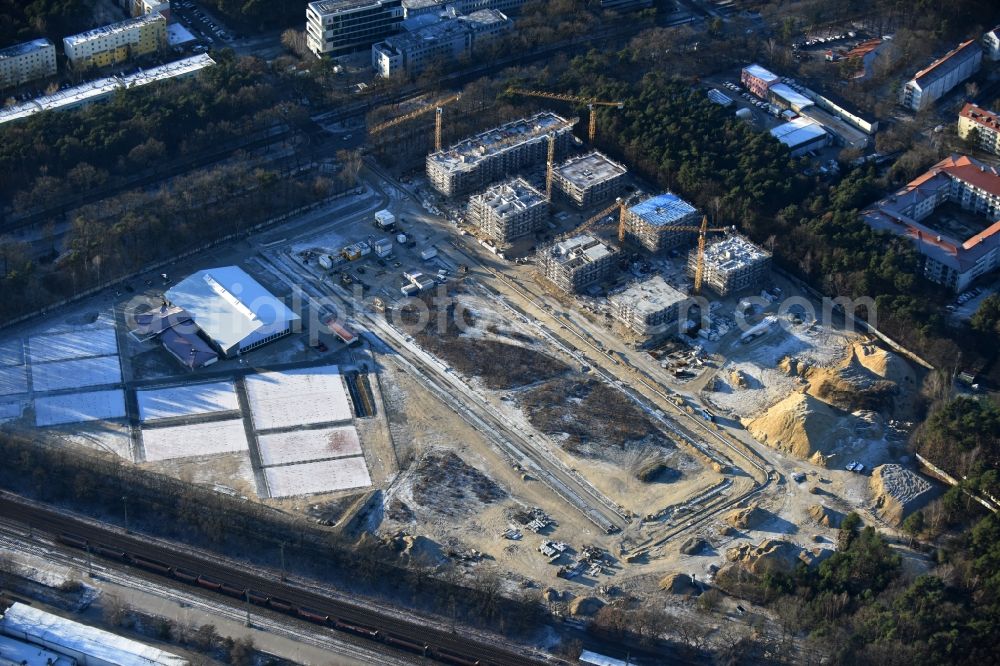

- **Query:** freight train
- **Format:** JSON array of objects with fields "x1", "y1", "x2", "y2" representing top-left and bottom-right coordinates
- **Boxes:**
[{"x1": 56, "y1": 533, "x2": 482, "y2": 666}]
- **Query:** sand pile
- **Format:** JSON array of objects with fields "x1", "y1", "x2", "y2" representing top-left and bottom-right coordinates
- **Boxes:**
[
  {"x1": 726, "y1": 539, "x2": 801, "y2": 574},
  {"x1": 680, "y1": 537, "x2": 709, "y2": 555},
  {"x1": 746, "y1": 392, "x2": 847, "y2": 463},
  {"x1": 730, "y1": 369, "x2": 750, "y2": 388},
  {"x1": 778, "y1": 356, "x2": 809, "y2": 377},
  {"x1": 869, "y1": 464, "x2": 935, "y2": 525},
  {"x1": 853, "y1": 342, "x2": 915, "y2": 386},
  {"x1": 569, "y1": 596, "x2": 605, "y2": 616},
  {"x1": 808, "y1": 504, "x2": 843, "y2": 528},
  {"x1": 659, "y1": 572, "x2": 695, "y2": 594},
  {"x1": 806, "y1": 344, "x2": 900, "y2": 412},
  {"x1": 724, "y1": 504, "x2": 767, "y2": 530}
]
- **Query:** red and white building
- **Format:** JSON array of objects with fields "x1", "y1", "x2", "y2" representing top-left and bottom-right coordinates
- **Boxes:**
[
  {"x1": 741, "y1": 63, "x2": 779, "y2": 99},
  {"x1": 958, "y1": 102, "x2": 1000, "y2": 156}
]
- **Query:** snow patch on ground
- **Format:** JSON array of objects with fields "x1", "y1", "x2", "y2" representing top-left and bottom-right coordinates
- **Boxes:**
[
  {"x1": 264, "y1": 456, "x2": 371, "y2": 497},
  {"x1": 0, "y1": 365, "x2": 28, "y2": 396},
  {"x1": 258, "y1": 426, "x2": 362, "y2": 466},
  {"x1": 32, "y1": 355, "x2": 122, "y2": 392},
  {"x1": 35, "y1": 390, "x2": 126, "y2": 426},
  {"x1": 137, "y1": 381, "x2": 239, "y2": 421},
  {"x1": 141, "y1": 419, "x2": 249, "y2": 462},
  {"x1": 28, "y1": 327, "x2": 118, "y2": 363},
  {"x1": 244, "y1": 365, "x2": 352, "y2": 430}
]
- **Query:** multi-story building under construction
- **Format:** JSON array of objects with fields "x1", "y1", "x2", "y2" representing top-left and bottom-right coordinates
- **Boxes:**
[
  {"x1": 426, "y1": 111, "x2": 575, "y2": 197},
  {"x1": 689, "y1": 234, "x2": 770, "y2": 296},
  {"x1": 623, "y1": 192, "x2": 699, "y2": 253},
  {"x1": 610, "y1": 275, "x2": 688, "y2": 337},
  {"x1": 541, "y1": 234, "x2": 616, "y2": 293},
  {"x1": 468, "y1": 177, "x2": 548, "y2": 244},
  {"x1": 551, "y1": 150, "x2": 627, "y2": 209}
]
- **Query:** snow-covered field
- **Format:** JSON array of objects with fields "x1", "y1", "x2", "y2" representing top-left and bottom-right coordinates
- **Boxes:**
[
  {"x1": 0, "y1": 340, "x2": 23, "y2": 366},
  {"x1": 257, "y1": 426, "x2": 362, "y2": 467},
  {"x1": 141, "y1": 419, "x2": 249, "y2": 462},
  {"x1": 31, "y1": 356, "x2": 122, "y2": 392},
  {"x1": 0, "y1": 401, "x2": 24, "y2": 423},
  {"x1": 0, "y1": 365, "x2": 28, "y2": 396},
  {"x1": 35, "y1": 390, "x2": 126, "y2": 426},
  {"x1": 244, "y1": 365, "x2": 352, "y2": 430},
  {"x1": 137, "y1": 381, "x2": 240, "y2": 421},
  {"x1": 264, "y1": 456, "x2": 371, "y2": 498},
  {"x1": 28, "y1": 328, "x2": 118, "y2": 364}
]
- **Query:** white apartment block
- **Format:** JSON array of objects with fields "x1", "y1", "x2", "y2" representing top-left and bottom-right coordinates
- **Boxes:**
[
  {"x1": 984, "y1": 25, "x2": 1000, "y2": 61},
  {"x1": 899, "y1": 39, "x2": 982, "y2": 111},
  {"x1": 0, "y1": 39, "x2": 56, "y2": 88}
]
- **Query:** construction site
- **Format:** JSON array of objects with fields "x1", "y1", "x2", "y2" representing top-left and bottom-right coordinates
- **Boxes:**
[
  {"x1": 623, "y1": 193, "x2": 700, "y2": 253},
  {"x1": 551, "y1": 150, "x2": 628, "y2": 209},
  {"x1": 610, "y1": 275, "x2": 689, "y2": 338},
  {"x1": 467, "y1": 176, "x2": 548, "y2": 244},
  {"x1": 425, "y1": 111, "x2": 576, "y2": 197},
  {"x1": 541, "y1": 234, "x2": 618, "y2": 293},
  {"x1": 690, "y1": 234, "x2": 772, "y2": 296}
]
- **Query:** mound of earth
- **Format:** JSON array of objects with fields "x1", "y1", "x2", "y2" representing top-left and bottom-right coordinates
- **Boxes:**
[
  {"x1": 680, "y1": 536, "x2": 709, "y2": 555},
  {"x1": 852, "y1": 342, "x2": 914, "y2": 386},
  {"x1": 724, "y1": 504, "x2": 767, "y2": 530},
  {"x1": 798, "y1": 547, "x2": 834, "y2": 568},
  {"x1": 730, "y1": 369, "x2": 750, "y2": 388},
  {"x1": 659, "y1": 572, "x2": 695, "y2": 595},
  {"x1": 869, "y1": 464, "x2": 935, "y2": 526},
  {"x1": 410, "y1": 451, "x2": 507, "y2": 517},
  {"x1": 726, "y1": 539, "x2": 801, "y2": 575},
  {"x1": 779, "y1": 356, "x2": 809, "y2": 377},
  {"x1": 568, "y1": 596, "x2": 605, "y2": 616},
  {"x1": 808, "y1": 504, "x2": 843, "y2": 528},
  {"x1": 386, "y1": 532, "x2": 446, "y2": 566},
  {"x1": 746, "y1": 392, "x2": 847, "y2": 463}
]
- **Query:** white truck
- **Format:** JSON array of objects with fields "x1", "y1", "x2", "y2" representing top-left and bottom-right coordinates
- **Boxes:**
[{"x1": 374, "y1": 209, "x2": 395, "y2": 231}]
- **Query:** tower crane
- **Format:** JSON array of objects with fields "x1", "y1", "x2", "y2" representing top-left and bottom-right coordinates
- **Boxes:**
[
  {"x1": 559, "y1": 200, "x2": 730, "y2": 295},
  {"x1": 505, "y1": 88, "x2": 624, "y2": 142},
  {"x1": 368, "y1": 93, "x2": 461, "y2": 152}
]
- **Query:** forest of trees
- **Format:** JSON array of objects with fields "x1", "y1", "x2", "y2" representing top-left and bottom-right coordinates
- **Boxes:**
[
  {"x1": 0, "y1": 0, "x2": 91, "y2": 49},
  {"x1": 201, "y1": 0, "x2": 310, "y2": 32}
]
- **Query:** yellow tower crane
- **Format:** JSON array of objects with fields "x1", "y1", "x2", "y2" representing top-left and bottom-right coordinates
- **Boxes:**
[
  {"x1": 555, "y1": 197, "x2": 630, "y2": 242},
  {"x1": 368, "y1": 93, "x2": 461, "y2": 152},
  {"x1": 505, "y1": 88, "x2": 624, "y2": 142}
]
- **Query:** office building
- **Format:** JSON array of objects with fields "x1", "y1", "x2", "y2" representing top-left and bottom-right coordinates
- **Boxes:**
[
  {"x1": 741, "y1": 63, "x2": 779, "y2": 99},
  {"x1": 958, "y1": 102, "x2": 1000, "y2": 155},
  {"x1": 610, "y1": 276, "x2": 688, "y2": 337},
  {"x1": 542, "y1": 234, "x2": 616, "y2": 293},
  {"x1": 690, "y1": 235, "x2": 771, "y2": 296},
  {"x1": 468, "y1": 177, "x2": 548, "y2": 244},
  {"x1": 622, "y1": 192, "x2": 699, "y2": 253},
  {"x1": 401, "y1": 0, "x2": 525, "y2": 18},
  {"x1": 899, "y1": 39, "x2": 982, "y2": 111},
  {"x1": 0, "y1": 39, "x2": 56, "y2": 88},
  {"x1": 426, "y1": 111, "x2": 574, "y2": 197},
  {"x1": 307, "y1": 0, "x2": 404, "y2": 57},
  {"x1": 863, "y1": 154, "x2": 1000, "y2": 292},
  {"x1": 63, "y1": 13, "x2": 167, "y2": 70},
  {"x1": 372, "y1": 9, "x2": 510, "y2": 78},
  {"x1": 551, "y1": 151, "x2": 628, "y2": 209}
]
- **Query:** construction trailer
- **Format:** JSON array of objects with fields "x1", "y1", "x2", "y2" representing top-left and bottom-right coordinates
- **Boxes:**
[
  {"x1": 467, "y1": 176, "x2": 548, "y2": 244},
  {"x1": 425, "y1": 111, "x2": 575, "y2": 197},
  {"x1": 374, "y1": 209, "x2": 396, "y2": 230},
  {"x1": 623, "y1": 193, "x2": 700, "y2": 253},
  {"x1": 609, "y1": 275, "x2": 689, "y2": 337},
  {"x1": 551, "y1": 150, "x2": 628, "y2": 209},
  {"x1": 541, "y1": 233, "x2": 617, "y2": 293},
  {"x1": 689, "y1": 234, "x2": 771, "y2": 296}
]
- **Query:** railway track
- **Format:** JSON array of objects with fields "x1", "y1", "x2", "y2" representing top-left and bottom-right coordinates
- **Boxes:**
[{"x1": 0, "y1": 494, "x2": 550, "y2": 666}]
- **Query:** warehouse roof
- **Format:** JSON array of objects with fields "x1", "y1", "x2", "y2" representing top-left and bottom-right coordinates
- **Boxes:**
[
  {"x1": 0, "y1": 603, "x2": 188, "y2": 666},
  {"x1": 769, "y1": 83, "x2": 813, "y2": 110},
  {"x1": 629, "y1": 193, "x2": 698, "y2": 227},
  {"x1": 770, "y1": 116, "x2": 828, "y2": 149},
  {"x1": 0, "y1": 634, "x2": 74, "y2": 666},
  {"x1": 164, "y1": 266, "x2": 299, "y2": 356}
]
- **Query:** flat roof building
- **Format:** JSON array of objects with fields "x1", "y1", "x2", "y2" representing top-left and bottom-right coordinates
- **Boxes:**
[
  {"x1": 402, "y1": 0, "x2": 525, "y2": 17},
  {"x1": 0, "y1": 603, "x2": 188, "y2": 666},
  {"x1": 426, "y1": 111, "x2": 575, "y2": 197},
  {"x1": 307, "y1": 0, "x2": 404, "y2": 57},
  {"x1": 610, "y1": 275, "x2": 688, "y2": 337},
  {"x1": 862, "y1": 154, "x2": 1000, "y2": 292},
  {"x1": 64, "y1": 12, "x2": 167, "y2": 70},
  {"x1": 542, "y1": 234, "x2": 617, "y2": 293},
  {"x1": 623, "y1": 192, "x2": 699, "y2": 253},
  {"x1": 741, "y1": 63, "x2": 779, "y2": 99},
  {"x1": 0, "y1": 39, "x2": 56, "y2": 89},
  {"x1": 985, "y1": 25, "x2": 1000, "y2": 61},
  {"x1": 552, "y1": 151, "x2": 628, "y2": 209},
  {"x1": 0, "y1": 54, "x2": 215, "y2": 126},
  {"x1": 690, "y1": 234, "x2": 771, "y2": 296},
  {"x1": 958, "y1": 102, "x2": 1000, "y2": 156},
  {"x1": 768, "y1": 83, "x2": 813, "y2": 112},
  {"x1": 372, "y1": 9, "x2": 510, "y2": 78},
  {"x1": 770, "y1": 117, "x2": 830, "y2": 157},
  {"x1": 164, "y1": 265, "x2": 300, "y2": 358},
  {"x1": 900, "y1": 39, "x2": 982, "y2": 111},
  {"x1": 468, "y1": 176, "x2": 548, "y2": 244}
]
